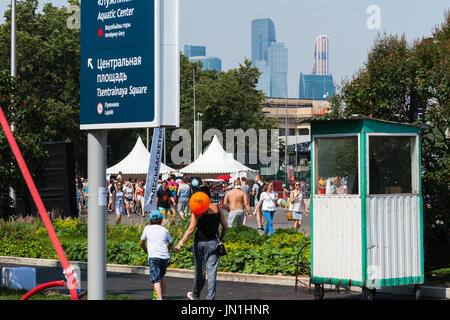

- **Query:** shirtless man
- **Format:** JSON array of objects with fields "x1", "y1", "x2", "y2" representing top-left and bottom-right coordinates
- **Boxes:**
[{"x1": 224, "y1": 179, "x2": 253, "y2": 227}]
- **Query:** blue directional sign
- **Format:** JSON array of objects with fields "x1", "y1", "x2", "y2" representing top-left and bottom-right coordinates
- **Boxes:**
[{"x1": 80, "y1": 0, "x2": 156, "y2": 129}]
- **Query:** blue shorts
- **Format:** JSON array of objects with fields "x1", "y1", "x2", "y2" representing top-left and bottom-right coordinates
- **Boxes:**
[{"x1": 148, "y1": 258, "x2": 169, "y2": 283}]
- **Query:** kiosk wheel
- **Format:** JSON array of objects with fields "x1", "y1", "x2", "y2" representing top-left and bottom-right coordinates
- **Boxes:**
[
  {"x1": 294, "y1": 242, "x2": 311, "y2": 292},
  {"x1": 413, "y1": 284, "x2": 421, "y2": 300},
  {"x1": 313, "y1": 284, "x2": 324, "y2": 300},
  {"x1": 362, "y1": 287, "x2": 376, "y2": 300}
]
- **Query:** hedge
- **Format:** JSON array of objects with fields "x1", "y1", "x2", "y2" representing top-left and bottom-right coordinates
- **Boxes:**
[{"x1": 0, "y1": 216, "x2": 311, "y2": 276}]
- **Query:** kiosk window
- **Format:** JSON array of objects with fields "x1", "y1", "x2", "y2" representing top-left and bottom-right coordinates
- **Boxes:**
[
  {"x1": 369, "y1": 136, "x2": 417, "y2": 194},
  {"x1": 315, "y1": 136, "x2": 359, "y2": 195}
]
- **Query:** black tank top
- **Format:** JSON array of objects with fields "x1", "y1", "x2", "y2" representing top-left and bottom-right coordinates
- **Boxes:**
[{"x1": 194, "y1": 209, "x2": 221, "y2": 242}]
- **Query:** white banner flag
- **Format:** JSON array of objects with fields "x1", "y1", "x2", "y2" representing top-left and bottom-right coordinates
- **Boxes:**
[{"x1": 143, "y1": 128, "x2": 164, "y2": 213}]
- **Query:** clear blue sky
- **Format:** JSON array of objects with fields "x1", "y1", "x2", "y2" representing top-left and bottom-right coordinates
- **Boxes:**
[{"x1": 1, "y1": 0, "x2": 449, "y2": 97}]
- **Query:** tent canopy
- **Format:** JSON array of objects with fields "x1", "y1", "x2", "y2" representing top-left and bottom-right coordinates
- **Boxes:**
[
  {"x1": 179, "y1": 135, "x2": 257, "y2": 176},
  {"x1": 107, "y1": 136, "x2": 176, "y2": 176}
]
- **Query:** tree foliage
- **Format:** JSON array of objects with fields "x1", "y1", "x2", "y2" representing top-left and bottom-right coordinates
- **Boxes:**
[
  {"x1": 168, "y1": 54, "x2": 277, "y2": 162},
  {"x1": 0, "y1": 1, "x2": 276, "y2": 205},
  {"x1": 0, "y1": 0, "x2": 87, "y2": 172},
  {"x1": 0, "y1": 72, "x2": 48, "y2": 217}
]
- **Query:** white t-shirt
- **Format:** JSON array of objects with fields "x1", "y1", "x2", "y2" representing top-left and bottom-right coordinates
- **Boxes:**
[
  {"x1": 259, "y1": 191, "x2": 276, "y2": 211},
  {"x1": 140, "y1": 225, "x2": 173, "y2": 260}
]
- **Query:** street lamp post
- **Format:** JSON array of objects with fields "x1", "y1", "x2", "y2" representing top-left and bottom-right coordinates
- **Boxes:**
[
  {"x1": 11, "y1": 0, "x2": 16, "y2": 78},
  {"x1": 193, "y1": 68, "x2": 197, "y2": 161},
  {"x1": 285, "y1": 85, "x2": 288, "y2": 185},
  {"x1": 9, "y1": 0, "x2": 17, "y2": 206}
]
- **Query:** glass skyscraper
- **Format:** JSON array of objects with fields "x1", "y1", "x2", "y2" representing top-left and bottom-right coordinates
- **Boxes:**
[
  {"x1": 184, "y1": 45, "x2": 206, "y2": 58},
  {"x1": 312, "y1": 35, "x2": 329, "y2": 75},
  {"x1": 251, "y1": 18, "x2": 276, "y2": 62},
  {"x1": 298, "y1": 73, "x2": 335, "y2": 100},
  {"x1": 254, "y1": 60, "x2": 270, "y2": 96},
  {"x1": 299, "y1": 35, "x2": 335, "y2": 100},
  {"x1": 251, "y1": 18, "x2": 288, "y2": 98},
  {"x1": 269, "y1": 43, "x2": 288, "y2": 98}
]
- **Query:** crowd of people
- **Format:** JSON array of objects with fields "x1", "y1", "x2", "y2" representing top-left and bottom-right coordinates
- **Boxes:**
[
  {"x1": 76, "y1": 172, "x2": 311, "y2": 300},
  {"x1": 76, "y1": 172, "x2": 311, "y2": 232},
  {"x1": 138, "y1": 175, "x2": 311, "y2": 301}
]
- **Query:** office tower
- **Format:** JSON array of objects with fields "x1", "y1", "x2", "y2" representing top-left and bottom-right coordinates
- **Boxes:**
[
  {"x1": 299, "y1": 35, "x2": 334, "y2": 99},
  {"x1": 252, "y1": 18, "x2": 276, "y2": 96},
  {"x1": 251, "y1": 18, "x2": 276, "y2": 62},
  {"x1": 188, "y1": 56, "x2": 222, "y2": 72},
  {"x1": 254, "y1": 60, "x2": 270, "y2": 96},
  {"x1": 312, "y1": 35, "x2": 329, "y2": 75},
  {"x1": 269, "y1": 42, "x2": 288, "y2": 98},
  {"x1": 298, "y1": 73, "x2": 335, "y2": 100},
  {"x1": 184, "y1": 45, "x2": 206, "y2": 58},
  {"x1": 251, "y1": 18, "x2": 288, "y2": 98}
]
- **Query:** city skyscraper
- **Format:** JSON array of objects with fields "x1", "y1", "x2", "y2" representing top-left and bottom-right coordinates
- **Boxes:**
[
  {"x1": 299, "y1": 35, "x2": 335, "y2": 100},
  {"x1": 269, "y1": 42, "x2": 288, "y2": 98},
  {"x1": 251, "y1": 18, "x2": 276, "y2": 62},
  {"x1": 251, "y1": 18, "x2": 288, "y2": 98},
  {"x1": 312, "y1": 35, "x2": 329, "y2": 75},
  {"x1": 184, "y1": 45, "x2": 206, "y2": 58},
  {"x1": 254, "y1": 60, "x2": 270, "y2": 96}
]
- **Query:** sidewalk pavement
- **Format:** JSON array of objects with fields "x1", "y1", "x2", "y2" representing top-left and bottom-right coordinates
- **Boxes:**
[{"x1": 1, "y1": 257, "x2": 448, "y2": 300}]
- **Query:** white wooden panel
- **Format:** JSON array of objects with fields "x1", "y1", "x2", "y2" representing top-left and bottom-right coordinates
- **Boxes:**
[
  {"x1": 366, "y1": 195, "x2": 422, "y2": 284},
  {"x1": 312, "y1": 196, "x2": 362, "y2": 282}
]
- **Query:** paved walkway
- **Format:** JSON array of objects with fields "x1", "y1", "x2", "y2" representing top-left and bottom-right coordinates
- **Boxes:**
[{"x1": 0, "y1": 262, "x2": 429, "y2": 301}]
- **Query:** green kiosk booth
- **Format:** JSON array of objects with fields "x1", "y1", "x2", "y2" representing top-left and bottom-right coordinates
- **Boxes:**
[{"x1": 306, "y1": 116, "x2": 424, "y2": 300}]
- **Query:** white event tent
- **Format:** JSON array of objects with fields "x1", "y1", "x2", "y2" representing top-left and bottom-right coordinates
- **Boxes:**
[
  {"x1": 107, "y1": 136, "x2": 177, "y2": 180},
  {"x1": 179, "y1": 135, "x2": 258, "y2": 180}
]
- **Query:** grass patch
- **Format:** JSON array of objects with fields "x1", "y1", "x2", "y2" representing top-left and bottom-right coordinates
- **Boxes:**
[
  {"x1": 0, "y1": 286, "x2": 136, "y2": 300},
  {"x1": 425, "y1": 267, "x2": 450, "y2": 287}
]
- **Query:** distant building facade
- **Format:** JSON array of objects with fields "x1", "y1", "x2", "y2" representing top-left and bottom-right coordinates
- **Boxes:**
[
  {"x1": 298, "y1": 73, "x2": 335, "y2": 100},
  {"x1": 269, "y1": 42, "x2": 288, "y2": 98},
  {"x1": 184, "y1": 45, "x2": 206, "y2": 58},
  {"x1": 188, "y1": 56, "x2": 222, "y2": 72},
  {"x1": 254, "y1": 60, "x2": 270, "y2": 96}
]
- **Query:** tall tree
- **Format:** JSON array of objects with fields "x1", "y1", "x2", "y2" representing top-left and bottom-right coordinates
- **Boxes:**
[
  {"x1": 0, "y1": 0, "x2": 87, "y2": 173},
  {"x1": 167, "y1": 55, "x2": 277, "y2": 166},
  {"x1": 0, "y1": 72, "x2": 48, "y2": 217}
]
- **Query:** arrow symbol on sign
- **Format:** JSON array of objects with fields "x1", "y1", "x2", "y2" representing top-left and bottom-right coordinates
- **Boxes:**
[{"x1": 87, "y1": 58, "x2": 93, "y2": 70}]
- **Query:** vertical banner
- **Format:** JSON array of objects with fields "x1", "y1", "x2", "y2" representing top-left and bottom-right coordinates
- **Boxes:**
[{"x1": 143, "y1": 128, "x2": 164, "y2": 212}]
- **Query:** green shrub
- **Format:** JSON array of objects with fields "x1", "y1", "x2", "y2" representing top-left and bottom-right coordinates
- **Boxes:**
[{"x1": 0, "y1": 217, "x2": 311, "y2": 276}]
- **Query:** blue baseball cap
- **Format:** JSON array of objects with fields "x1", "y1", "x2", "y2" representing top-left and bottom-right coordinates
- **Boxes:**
[{"x1": 149, "y1": 210, "x2": 163, "y2": 220}]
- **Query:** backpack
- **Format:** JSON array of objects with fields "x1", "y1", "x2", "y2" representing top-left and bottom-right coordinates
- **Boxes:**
[{"x1": 255, "y1": 182, "x2": 263, "y2": 201}]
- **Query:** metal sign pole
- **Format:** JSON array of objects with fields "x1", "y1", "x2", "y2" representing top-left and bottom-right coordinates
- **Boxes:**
[{"x1": 87, "y1": 130, "x2": 107, "y2": 300}]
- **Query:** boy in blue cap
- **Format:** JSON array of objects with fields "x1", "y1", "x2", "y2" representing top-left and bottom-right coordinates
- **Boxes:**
[{"x1": 140, "y1": 209, "x2": 173, "y2": 300}]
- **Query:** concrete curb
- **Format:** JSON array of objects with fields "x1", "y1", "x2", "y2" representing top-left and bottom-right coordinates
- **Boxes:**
[
  {"x1": 0, "y1": 256, "x2": 303, "y2": 286},
  {"x1": 1, "y1": 256, "x2": 448, "y2": 299}
]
